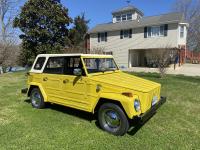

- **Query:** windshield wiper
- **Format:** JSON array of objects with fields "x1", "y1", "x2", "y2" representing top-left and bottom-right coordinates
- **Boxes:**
[
  {"x1": 99, "y1": 68, "x2": 117, "y2": 73},
  {"x1": 99, "y1": 68, "x2": 106, "y2": 73}
]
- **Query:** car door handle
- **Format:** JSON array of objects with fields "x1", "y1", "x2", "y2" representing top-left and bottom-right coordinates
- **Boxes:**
[
  {"x1": 43, "y1": 77, "x2": 48, "y2": 81},
  {"x1": 63, "y1": 79, "x2": 69, "y2": 84}
]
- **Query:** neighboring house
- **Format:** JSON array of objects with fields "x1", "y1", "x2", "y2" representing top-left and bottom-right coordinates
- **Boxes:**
[{"x1": 88, "y1": 5, "x2": 189, "y2": 68}]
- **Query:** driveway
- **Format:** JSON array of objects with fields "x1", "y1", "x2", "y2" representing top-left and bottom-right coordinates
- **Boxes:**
[{"x1": 123, "y1": 64, "x2": 200, "y2": 77}]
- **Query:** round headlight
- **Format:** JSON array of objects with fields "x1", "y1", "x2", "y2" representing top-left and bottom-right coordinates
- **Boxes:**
[
  {"x1": 134, "y1": 99, "x2": 141, "y2": 112},
  {"x1": 152, "y1": 96, "x2": 158, "y2": 106}
]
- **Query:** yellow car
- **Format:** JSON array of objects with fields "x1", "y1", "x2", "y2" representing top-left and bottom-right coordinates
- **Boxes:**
[{"x1": 22, "y1": 54, "x2": 166, "y2": 136}]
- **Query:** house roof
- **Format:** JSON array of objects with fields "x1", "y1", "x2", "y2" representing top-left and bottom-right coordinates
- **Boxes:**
[
  {"x1": 112, "y1": 5, "x2": 144, "y2": 16},
  {"x1": 88, "y1": 12, "x2": 186, "y2": 34}
]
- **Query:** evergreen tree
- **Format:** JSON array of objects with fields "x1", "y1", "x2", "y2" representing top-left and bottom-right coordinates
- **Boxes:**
[
  {"x1": 69, "y1": 13, "x2": 89, "y2": 48},
  {"x1": 13, "y1": 0, "x2": 72, "y2": 65}
]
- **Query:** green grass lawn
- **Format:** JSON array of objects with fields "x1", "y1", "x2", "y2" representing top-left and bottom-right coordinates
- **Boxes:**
[{"x1": 0, "y1": 72, "x2": 200, "y2": 150}]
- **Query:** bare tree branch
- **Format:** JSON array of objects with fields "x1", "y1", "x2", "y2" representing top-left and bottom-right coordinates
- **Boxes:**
[
  {"x1": 0, "y1": 0, "x2": 21, "y2": 73},
  {"x1": 173, "y1": 0, "x2": 200, "y2": 51}
]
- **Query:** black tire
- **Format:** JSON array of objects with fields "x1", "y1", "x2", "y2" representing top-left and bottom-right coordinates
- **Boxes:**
[
  {"x1": 30, "y1": 88, "x2": 45, "y2": 109},
  {"x1": 98, "y1": 103, "x2": 129, "y2": 136}
]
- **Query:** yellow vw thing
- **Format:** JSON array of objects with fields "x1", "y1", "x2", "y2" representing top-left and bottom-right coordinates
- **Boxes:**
[{"x1": 22, "y1": 54, "x2": 166, "y2": 136}]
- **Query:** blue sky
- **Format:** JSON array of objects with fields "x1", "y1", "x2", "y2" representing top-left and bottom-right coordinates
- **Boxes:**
[{"x1": 63, "y1": 0, "x2": 176, "y2": 28}]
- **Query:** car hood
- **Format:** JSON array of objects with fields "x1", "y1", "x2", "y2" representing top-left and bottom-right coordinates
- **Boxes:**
[{"x1": 89, "y1": 71, "x2": 161, "y2": 93}]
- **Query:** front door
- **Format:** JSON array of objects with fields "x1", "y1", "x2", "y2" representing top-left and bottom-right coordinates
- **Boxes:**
[
  {"x1": 60, "y1": 57, "x2": 89, "y2": 111},
  {"x1": 42, "y1": 57, "x2": 65, "y2": 103}
]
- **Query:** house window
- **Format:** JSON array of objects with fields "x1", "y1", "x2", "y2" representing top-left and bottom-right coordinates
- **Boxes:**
[
  {"x1": 180, "y1": 26, "x2": 184, "y2": 38},
  {"x1": 123, "y1": 30, "x2": 129, "y2": 38},
  {"x1": 137, "y1": 15, "x2": 141, "y2": 20},
  {"x1": 127, "y1": 14, "x2": 132, "y2": 20},
  {"x1": 98, "y1": 32, "x2": 107, "y2": 42},
  {"x1": 160, "y1": 25, "x2": 164, "y2": 36},
  {"x1": 116, "y1": 15, "x2": 121, "y2": 22},
  {"x1": 147, "y1": 27, "x2": 151, "y2": 37},
  {"x1": 122, "y1": 14, "x2": 127, "y2": 21},
  {"x1": 147, "y1": 25, "x2": 165, "y2": 37},
  {"x1": 120, "y1": 29, "x2": 132, "y2": 39},
  {"x1": 100, "y1": 33, "x2": 105, "y2": 41},
  {"x1": 151, "y1": 26, "x2": 160, "y2": 37}
]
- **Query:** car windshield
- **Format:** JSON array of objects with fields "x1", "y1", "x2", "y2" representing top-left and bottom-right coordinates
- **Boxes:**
[{"x1": 83, "y1": 58, "x2": 118, "y2": 74}]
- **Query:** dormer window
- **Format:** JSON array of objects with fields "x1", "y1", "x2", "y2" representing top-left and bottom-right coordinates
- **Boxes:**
[
  {"x1": 116, "y1": 15, "x2": 121, "y2": 22},
  {"x1": 137, "y1": 15, "x2": 141, "y2": 20},
  {"x1": 116, "y1": 13, "x2": 133, "y2": 22},
  {"x1": 122, "y1": 14, "x2": 127, "y2": 21},
  {"x1": 127, "y1": 13, "x2": 132, "y2": 20},
  {"x1": 112, "y1": 5, "x2": 144, "y2": 23}
]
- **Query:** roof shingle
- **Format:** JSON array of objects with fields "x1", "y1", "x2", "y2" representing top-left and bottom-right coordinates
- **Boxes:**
[{"x1": 88, "y1": 12, "x2": 186, "y2": 33}]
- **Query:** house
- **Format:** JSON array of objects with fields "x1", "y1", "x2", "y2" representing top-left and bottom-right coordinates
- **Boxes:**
[{"x1": 88, "y1": 5, "x2": 189, "y2": 68}]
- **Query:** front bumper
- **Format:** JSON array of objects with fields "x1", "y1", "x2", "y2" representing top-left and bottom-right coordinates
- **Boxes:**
[{"x1": 136, "y1": 96, "x2": 166, "y2": 123}]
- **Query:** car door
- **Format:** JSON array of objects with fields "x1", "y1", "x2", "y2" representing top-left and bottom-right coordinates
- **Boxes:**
[
  {"x1": 60, "y1": 57, "x2": 90, "y2": 111},
  {"x1": 42, "y1": 57, "x2": 65, "y2": 104}
]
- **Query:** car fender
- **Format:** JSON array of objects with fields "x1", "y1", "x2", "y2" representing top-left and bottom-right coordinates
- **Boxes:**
[
  {"x1": 93, "y1": 93, "x2": 140, "y2": 119},
  {"x1": 28, "y1": 82, "x2": 48, "y2": 102}
]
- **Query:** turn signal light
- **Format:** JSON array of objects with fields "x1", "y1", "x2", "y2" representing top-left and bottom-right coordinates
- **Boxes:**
[{"x1": 122, "y1": 92, "x2": 133, "y2": 97}]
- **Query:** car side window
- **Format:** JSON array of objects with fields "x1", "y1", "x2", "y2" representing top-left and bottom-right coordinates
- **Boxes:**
[
  {"x1": 43, "y1": 57, "x2": 64, "y2": 74},
  {"x1": 64, "y1": 57, "x2": 85, "y2": 76},
  {"x1": 34, "y1": 57, "x2": 46, "y2": 70}
]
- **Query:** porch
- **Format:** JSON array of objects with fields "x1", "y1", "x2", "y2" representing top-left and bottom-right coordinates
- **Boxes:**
[
  {"x1": 123, "y1": 64, "x2": 200, "y2": 77},
  {"x1": 128, "y1": 48, "x2": 177, "y2": 68}
]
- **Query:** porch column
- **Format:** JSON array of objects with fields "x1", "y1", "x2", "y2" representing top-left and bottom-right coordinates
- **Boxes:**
[{"x1": 128, "y1": 50, "x2": 132, "y2": 68}]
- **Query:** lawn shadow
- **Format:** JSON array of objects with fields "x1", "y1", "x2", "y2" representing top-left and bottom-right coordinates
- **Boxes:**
[
  {"x1": 24, "y1": 99, "x2": 95, "y2": 122},
  {"x1": 127, "y1": 112, "x2": 156, "y2": 136},
  {"x1": 47, "y1": 103, "x2": 95, "y2": 122},
  {"x1": 24, "y1": 98, "x2": 155, "y2": 135},
  {"x1": 24, "y1": 99, "x2": 30, "y2": 103}
]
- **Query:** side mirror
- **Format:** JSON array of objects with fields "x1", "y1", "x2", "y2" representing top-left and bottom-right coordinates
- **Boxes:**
[{"x1": 73, "y1": 68, "x2": 82, "y2": 76}]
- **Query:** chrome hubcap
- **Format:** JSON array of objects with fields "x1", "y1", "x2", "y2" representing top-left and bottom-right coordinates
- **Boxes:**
[
  {"x1": 102, "y1": 109, "x2": 121, "y2": 129},
  {"x1": 31, "y1": 91, "x2": 41, "y2": 107}
]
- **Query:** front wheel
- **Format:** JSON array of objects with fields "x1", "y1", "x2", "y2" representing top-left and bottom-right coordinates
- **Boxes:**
[
  {"x1": 30, "y1": 88, "x2": 45, "y2": 109},
  {"x1": 98, "y1": 103, "x2": 129, "y2": 136}
]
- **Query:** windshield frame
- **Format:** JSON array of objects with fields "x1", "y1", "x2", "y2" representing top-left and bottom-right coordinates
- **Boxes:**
[{"x1": 81, "y1": 56, "x2": 120, "y2": 76}]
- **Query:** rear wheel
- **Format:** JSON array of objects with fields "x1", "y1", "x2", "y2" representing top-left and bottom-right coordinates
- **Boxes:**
[
  {"x1": 30, "y1": 88, "x2": 45, "y2": 109},
  {"x1": 98, "y1": 103, "x2": 129, "y2": 136}
]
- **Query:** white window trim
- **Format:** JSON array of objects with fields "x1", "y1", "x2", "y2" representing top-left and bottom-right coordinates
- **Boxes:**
[
  {"x1": 123, "y1": 30, "x2": 129, "y2": 38},
  {"x1": 127, "y1": 13, "x2": 132, "y2": 20},
  {"x1": 30, "y1": 56, "x2": 49, "y2": 73},
  {"x1": 116, "y1": 15, "x2": 121, "y2": 22},
  {"x1": 98, "y1": 32, "x2": 107, "y2": 42},
  {"x1": 115, "y1": 13, "x2": 133, "y2": 22},
  {"x1": 121, "y1": 29, "x2": 132, "y2": 39},
  {"x1": 180, "y1": 26, "x2": 185, "y2": 38},
  {"x1": 147, "y1": 25, "x2": 165, "y2": 38},
  {"x1": 122, "y1": 14, "x2": 127, "y2": 21}
]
